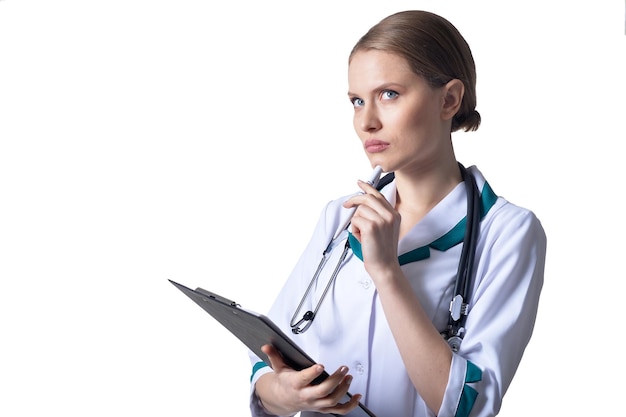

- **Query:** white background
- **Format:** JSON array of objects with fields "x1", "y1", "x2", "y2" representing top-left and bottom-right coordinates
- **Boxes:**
[{"x1": 1, "y1": 0, "x2": 624, "y2": 415}]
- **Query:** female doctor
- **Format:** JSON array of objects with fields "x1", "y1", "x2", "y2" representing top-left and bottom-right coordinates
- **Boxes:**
[{"x1": 248, "y1": 10, "x2": 546, "y2": 417}]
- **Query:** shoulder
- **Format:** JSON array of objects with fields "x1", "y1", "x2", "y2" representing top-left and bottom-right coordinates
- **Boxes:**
[
  {"x1": 469, "y1": 165, "x2": 547, "y2": 250},
  {"x1": 486, "y1": 198, "x2": 545, "y2": 237},
  {"x1": 479, "y1": 197, "x2": 547, "y2": 270}
]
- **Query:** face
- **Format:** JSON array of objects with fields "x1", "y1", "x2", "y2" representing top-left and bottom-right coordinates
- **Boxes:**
[{"x1": 347, "y1": 49, "x2": 452, "y2": 174}]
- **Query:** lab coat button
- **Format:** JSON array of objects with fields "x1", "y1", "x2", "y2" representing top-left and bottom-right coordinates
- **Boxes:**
[
  {"x1": 359, "y1": 278, "x2": 372, "y2": 289},
  {"x1": 355, "y1": 363, "x2": 365, "y2": 375}
]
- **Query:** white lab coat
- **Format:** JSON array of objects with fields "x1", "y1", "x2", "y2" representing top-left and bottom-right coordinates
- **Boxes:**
[{"x1": 249, "y1": 166, "x2": 546, "y2": 417}]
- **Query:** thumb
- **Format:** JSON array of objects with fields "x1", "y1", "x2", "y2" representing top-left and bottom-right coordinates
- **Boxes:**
[{"x1": 261, "y1": 344, "x2": 288, "y2": 372}]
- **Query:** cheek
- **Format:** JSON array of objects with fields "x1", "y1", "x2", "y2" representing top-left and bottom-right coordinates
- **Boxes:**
[
  {"x1": 387, "y1": 109, "x2": 422, "y2": 134},
  {"x1": 394, "y1": 103, "x2": 436, "y2": 132}
]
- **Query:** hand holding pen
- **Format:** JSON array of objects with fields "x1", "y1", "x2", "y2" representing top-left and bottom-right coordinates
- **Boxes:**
[{"x1": 342, "y1": 165, "x2": 400, "y2": 273}]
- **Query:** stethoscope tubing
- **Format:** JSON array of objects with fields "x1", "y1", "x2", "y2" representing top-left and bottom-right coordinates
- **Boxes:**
[{"x1": 290, "y1": 164, "x2": 481, "y2": 351}]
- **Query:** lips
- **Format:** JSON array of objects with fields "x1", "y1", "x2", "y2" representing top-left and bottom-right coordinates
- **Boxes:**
[{"x1": 364, "y1": 139, "x2": 390, "y2": 153}]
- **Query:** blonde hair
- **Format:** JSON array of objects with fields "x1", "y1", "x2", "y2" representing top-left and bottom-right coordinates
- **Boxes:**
[{"x1": 350, "y1": 10, "x2": 481, "y2": 132}]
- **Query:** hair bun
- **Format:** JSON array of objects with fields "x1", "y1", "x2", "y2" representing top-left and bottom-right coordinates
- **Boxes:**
[{"x1": 453, "y1": 109, "x2": 481, "y2": 132}]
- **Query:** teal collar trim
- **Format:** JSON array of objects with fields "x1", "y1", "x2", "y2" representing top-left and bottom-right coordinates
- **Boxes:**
[{"x1": 348, "y1": 181, "x2": 497, "y2": 266}]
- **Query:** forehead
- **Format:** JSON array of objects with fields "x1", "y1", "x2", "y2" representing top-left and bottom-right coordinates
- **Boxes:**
[{"x1": 348, "y1": 49, "x2": 417, "y2": 90}]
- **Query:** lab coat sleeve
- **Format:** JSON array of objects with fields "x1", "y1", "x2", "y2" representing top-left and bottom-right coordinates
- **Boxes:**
[
  {"x1": 438, "y1": 203, "x2": 547, "y2": 417},
  {"x1": 249, "y1": 366, "x2": 280, "y2": 417}
]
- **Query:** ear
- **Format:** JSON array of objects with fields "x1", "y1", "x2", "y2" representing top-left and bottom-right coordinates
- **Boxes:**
[{"x1": 440, "y1": 79, "x2": 464, "y2": 121}]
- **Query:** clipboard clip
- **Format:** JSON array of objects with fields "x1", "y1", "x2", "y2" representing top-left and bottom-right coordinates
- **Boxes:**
[{"x1": 195, "y1": 287, "x2": 241, "y2": 308}]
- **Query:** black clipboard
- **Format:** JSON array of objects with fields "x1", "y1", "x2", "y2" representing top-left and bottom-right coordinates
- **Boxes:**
[{"x1": 169, "y1": 279, "x2": 377, "y2": 417}]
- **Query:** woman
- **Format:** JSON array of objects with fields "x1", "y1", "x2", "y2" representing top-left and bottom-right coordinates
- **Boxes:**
[{"x1": 249, "y1": 10, "x2": 546, "y2": 417}]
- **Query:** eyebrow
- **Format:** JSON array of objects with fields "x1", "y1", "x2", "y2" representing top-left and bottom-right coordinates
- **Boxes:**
[{"x1": 347, "y1": 82, "x2": 404, "y2": 98}]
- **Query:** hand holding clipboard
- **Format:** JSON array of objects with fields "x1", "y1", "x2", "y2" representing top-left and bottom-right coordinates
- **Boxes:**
[{"x1": 169, "y1": 280, "x2": 377, "y2": 417}]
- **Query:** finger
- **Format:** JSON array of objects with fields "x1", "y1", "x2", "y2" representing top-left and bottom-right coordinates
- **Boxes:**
[
  {"x1": 342, "y1": 192, "x2": 385, "y2": 216},
  {"x1": 260, "y1": 344, "x2": 278, "y2": 365},
  {"x1": 298, "y1": 363, "x2": 327, "y2": 387},
  {"x1": 309, "y1": 366, "x2": 349, "y2": 398},
  {"x1": 357, "y1": 178, "x2": 377, "y2": 192},
  {"x1": 350, "y1": 202, "x2": 396, "y2": 235},
  {"x1": 261, "y1": 344, "x2": 289, "y2": 372},
  {"x1": 319, "y1": 392, "x2": 362, "y2": 415},
  {"x1": 343, "y1": 178, "x2": 384, "y2": 207},
  {"x1": 262, "y1": 344, "x2": 327, "y2": 387}
]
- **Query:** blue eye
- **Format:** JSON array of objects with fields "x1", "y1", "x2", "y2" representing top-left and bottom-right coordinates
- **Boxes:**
[
  {"x1": 382, "y1": 90, "x2": 399, "y2": 100},
  {"x1": 351, "y1": 97, "x2": 365, "y2": 108}
]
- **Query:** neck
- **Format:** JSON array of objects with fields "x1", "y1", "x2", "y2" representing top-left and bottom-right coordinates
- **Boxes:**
[{"x1": 394, "y1": 160, "x2": 462, "y2": 237}]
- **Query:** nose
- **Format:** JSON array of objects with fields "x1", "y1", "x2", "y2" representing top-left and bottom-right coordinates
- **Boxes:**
[{"x1": 356, "y1": 104, "x2": 382, "y2": 133}]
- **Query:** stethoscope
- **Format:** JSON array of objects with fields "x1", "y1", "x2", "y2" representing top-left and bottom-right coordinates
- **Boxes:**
[{"x1": 289, "y1": 163, "x2": 481, "y2": 352}]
